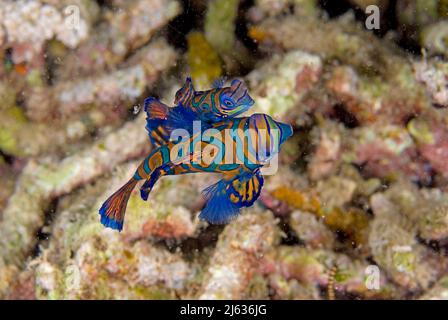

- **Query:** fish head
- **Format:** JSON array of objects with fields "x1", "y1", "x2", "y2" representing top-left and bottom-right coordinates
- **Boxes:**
[
  {"x1": 217, "y1": 79, "x2": 255, "y2": 118},
  {"x1": 177, "y1": 78, "x2": 255, "y2": 122}
]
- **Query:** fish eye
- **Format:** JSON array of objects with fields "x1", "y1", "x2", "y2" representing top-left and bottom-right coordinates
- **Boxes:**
[{"x1": 224, "y1": 100, "x2": 233, "y2": 107}]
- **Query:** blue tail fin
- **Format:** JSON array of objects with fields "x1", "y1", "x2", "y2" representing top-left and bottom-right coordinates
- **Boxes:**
[{"x1": 99, "y1": 178, "x2": 138, "y2": 231}]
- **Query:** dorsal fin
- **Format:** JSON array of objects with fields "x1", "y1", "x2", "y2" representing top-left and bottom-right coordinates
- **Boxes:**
[
  {"x1": 174, "y1": 77, "x2": 195, "y2": 107},
  {"x1": 144, "y1": 97, "x2": 169, "y2": 120},
  {"x1": 144, "y1": 96, "x2": 208, "y2": 148},
  {"x1": 144, "y1": 97, "x2": 171, "y2": 147},
  {"x1": 227, "y1": 170, "x2": 264, "y2": 207}
]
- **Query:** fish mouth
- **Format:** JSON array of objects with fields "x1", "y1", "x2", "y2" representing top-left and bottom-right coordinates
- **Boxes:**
[{"x1": 279, "y1": 123, "x2": 293, "y2": 144}]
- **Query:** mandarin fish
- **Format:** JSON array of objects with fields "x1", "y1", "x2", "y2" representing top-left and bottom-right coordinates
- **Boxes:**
[
  {"x1": 144, "y1": 77, "x2": 254, "y2": 147},
  {"x1": 99, "y1": 111, "x2": 293, "y2": 231}
]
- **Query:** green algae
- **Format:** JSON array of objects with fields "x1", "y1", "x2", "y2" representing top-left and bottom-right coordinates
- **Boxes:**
[{"x1": 187, "y1": 31, "x2": 222, "y2": 88}]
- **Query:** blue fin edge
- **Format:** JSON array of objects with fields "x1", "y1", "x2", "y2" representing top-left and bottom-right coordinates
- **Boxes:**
[{"x1": 99, "y1": 205, "x2": 123, "y2": 231}]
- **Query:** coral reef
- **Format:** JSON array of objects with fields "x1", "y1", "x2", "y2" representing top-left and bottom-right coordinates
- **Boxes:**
[
  {"x1": 199, "y1": 209, "x2": 280, "y2": 300},
  {"x1": 419, "y1": 276, "x2": 448, "y2": 300},
  {"x1": 204, "y1": 0, "x2": 252, "y2": 72},
  {"x1": 27, "y1": 38, "x2": 177, "y2": 122},
  {"x1": 53, "y1": 0, "x2": 181, "y2": 80},
  {"x1": 246, "y1": 49, "x2": 322, "y2": 120},
  {"x1": 262, "y1": 246, "x2": 401, "y2": 299},
  {"x1": 413, "y1": 58, "x2": 448, "y2": 108}
]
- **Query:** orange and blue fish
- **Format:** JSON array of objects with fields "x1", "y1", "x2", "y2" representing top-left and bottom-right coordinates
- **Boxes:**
[
  {"x1": 99, "y1": 79, "x2": 293, "y2": 231},
  {"x1": 144, "y1": 77, "x2": 255, "y2": 146}
]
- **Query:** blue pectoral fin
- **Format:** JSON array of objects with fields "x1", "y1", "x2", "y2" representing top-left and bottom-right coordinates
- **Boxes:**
[
  {"x1": 199, "y1": 170, "x2": 264, "y2": 224},
  {"x1": 228, "y1": 170, "x2": 264, "y2": 208},
  {"x1": 146, "y1": 122, "x2": 171, "y2": 148},
  {"x1": 144, "y1": 100, "x2": 203, "y2": 147},
  {"x1": 165, "y1": 105, "x2": 207, "y2": 134},
  {"x1": 174, "y1": 77, "x2": 195, "y2": 107},
  {"x1": 199, "y1": 179, "x2": 241, "y2": 224},
  {"x1": 144, "y1": 102, "x2": 205, "y2": 148}
]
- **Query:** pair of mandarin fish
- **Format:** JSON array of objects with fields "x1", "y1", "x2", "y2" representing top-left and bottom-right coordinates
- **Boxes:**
[{"x1": 99, "y1": 77, "x2": 293, "y2": 231}]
